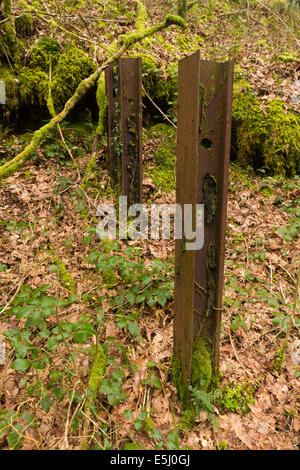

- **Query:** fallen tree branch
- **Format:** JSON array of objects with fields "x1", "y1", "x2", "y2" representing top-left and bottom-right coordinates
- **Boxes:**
[{"x1": 0, "y1": 13, "x2": 185, "y2": 183}]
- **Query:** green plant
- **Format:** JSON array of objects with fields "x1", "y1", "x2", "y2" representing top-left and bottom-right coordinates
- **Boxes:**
[
  {"x1": 145, "y1": 124, "x2": 176, "y2": 192},
  {"x1": 0, "y1": 283, "x2": 97, "y2": 443},
  {"x1": 275, "y1": 223, "x2": 300, "y2": 242},
  {"x1": 232, "y1": 81, "x2": 300, "y2": 175},
  {"x1": 99, "y1": 369, "x2": 127, "y2": 405},
  {"x1": 141, "y1": 361, "x2": 162, "y2": 390},
  {"x1": 217, "y1": 382, "x2": 255, "y2": 415},
  {"x1": 189, "y1": 386, "x2": 221, "y2": 428},
  {"x1": 231, "y1": 315, "x2": 247, "y2": 331},
  {"x1": 87, "y1": 242, "x2": 174, "y2": 309},
  {"x1": 124, "y1": 408, "x2": 182, "y2": 450},
  {"x1": 0, "y1": 409, "x2": 36, "y2": 450}
]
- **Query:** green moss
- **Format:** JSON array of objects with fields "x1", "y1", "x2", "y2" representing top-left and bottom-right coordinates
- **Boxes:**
[
  {"x1": 0, "y1": 66, "x2": 19, "y2": 120},
  {"x1": 232, "y1": 81, "x2": 300, "y2": 176},
  {"x1": 124, "y1": 443, "x2": 141, "y2": 450},
  {"x1": 87, "y1": 344, "x2": 106, "y2": 398},
  {"x1": 171, "y1": 355, "x2": 185, "y2": 404},
  {"x1": 140, "y1": 54, "x2": 178, "y2": 111},
  {"x1": 172, "y1": 337, "x2": 213, "y2": 410},
  {"x1": 55, "y1": 258, "x2": 76, "y2": 293},
  {"x1": 122, "y1": 14, "x2": 185, "y2": 48},
  {"x1": 84, "y1": 154, "x2": 96, "y2": 177},
  {"x1": 276, "y1": 51, "x2": 298, "y2": 63},
  {"x1": 0, "y1": 0, "x2": 19, "y2": 62},
  {"x1": 136, "y1": 0, "x2": 147, "y2": 30},
  {"x1": 218, "y1": 441, "x2": 227, "y2": 450},
  {"x1": 19, "y1": 68, "x2": 48, "y2": 106},
  {"x1": 52, "y1": 43, "x2": 96, "y2": 111},
  {"x1": 102, "y1": 266, "x2": 117, "y2": 285},
  {"x1": 191, "y1": 337, "x2": 212, "y2": 391},
  {"x1": 29, "y1": 37, "x2": 61, "y2": 71},
  {"x1": 6, "y1": 38, "x2": 88, "y2": 117},
  {"x1": 179, "y1": 408, "x2": 196, "y2": 430},
  {"x1": 96, "y1": 72, "x2": 107, "y2": 137},
  {"x1": 217, "y1": 381, "x2": 255, "y2": 415},
  {"x1": 165, "y1": 14, "x2": 186, "y2": 29},
  {"x1": 274, "y1": 348, "x2": 285, "y2": 374},
  {"x1": 0, "y1": 51, "x2": 101, "y2": 181},
  {"x1": 81, "y1": 343, "x2": 106, "y2": 449},
  {"x1": 15, "y1": 13, "x2": 33, "y2": 37},
  {"x1": 146, "y1": 124, "x2": 176, "y2": 192},
  {"x1": 17, "y1": 39, "x2": 96, "y2": 113},
  {"x1": 263, "y1": 100, "x2": 299, "y2": 175}
]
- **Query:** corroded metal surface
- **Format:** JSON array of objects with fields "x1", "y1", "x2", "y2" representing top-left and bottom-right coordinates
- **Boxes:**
[
  {"x1": 174, "y1": 50, "x2": 233, "y2": 384},
  {"x1": 119, "y1": 58, "x2": 143, "y2": 205},
  {"x1": 105, "y1": 58, "x2": 143, "y2": 204},
  {"x1": 174, "y1": 50, "x2": 201, "y2": 385}
]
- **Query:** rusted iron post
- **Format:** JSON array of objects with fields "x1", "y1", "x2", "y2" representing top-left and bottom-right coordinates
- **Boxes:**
[
  {"x1": 174, "y1": 50, "x2": 233, "y2": 395},
  {"x1": 105, "y1": 63, "x2": 120, "y2": 188},
  {"x1": 105, "y1": 58, "x2": 143, "y2": 205}
]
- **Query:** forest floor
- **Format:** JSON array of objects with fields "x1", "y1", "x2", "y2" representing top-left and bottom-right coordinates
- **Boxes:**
[{"x1": 0, "y1": 0, "x2": 299, "y2": 451}]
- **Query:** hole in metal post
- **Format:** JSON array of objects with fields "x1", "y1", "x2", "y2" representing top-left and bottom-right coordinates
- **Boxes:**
[{"x1": 200, "y1": 138, "x2": 212, "y2": 150}]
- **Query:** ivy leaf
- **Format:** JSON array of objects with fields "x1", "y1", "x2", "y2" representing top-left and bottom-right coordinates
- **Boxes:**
[
  {"x1": 138, "y1": 410, "x2": 148, "y2": 421},
  {"x1": 136, "y1": 294, "x2": 145, "y2": 304},
  {"x1": 128, "y1": 322, "x2": 140, "y2": 337},
  {"x1": 151, "y1": 428, "x2": 163, "y2": 440},
  {"x1": 12, "y1": 358, "x2": 31, "y2": 371},
  {"x1": 22, "y1": 412, "x2": 36, "y2": 428},
  {"x1": 8, "y1": 423, "x2": 23, "y2": 450},
  {"x1": 41, "y1": 396, "x2": 52, "y2": 413},
  {"x1": 117, "y1": 317, "x2": 127, "y2": 330},
  {"x1": 124, "y1": 409, "x2": 132, "y2": 420},
  {"x1": 134, "y1": 420, "x2": 143, "y2": 431},
  {"x1": 112, "y1": 369, "x2": 125, "y2": 381},
  {"x1": 267, "y1": 297, "x2": 280, "y2": 309},
  {"x1": 126, "y1": 292, "x2": 135, "y2": 305},
  {"x1": 156, "y1": 290, "x2": 168, "y2": 307},
  {"x1": 99, "y1": 379, "x2": 126, "y2": 405},
  {"x1": 39, "y1": 296, "x2": 57, "y2": 308}
]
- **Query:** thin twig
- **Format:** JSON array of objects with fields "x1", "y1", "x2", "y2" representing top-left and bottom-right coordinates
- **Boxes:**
[
  {"x1": 142, "y1": 85, "x2": 177, "y2": 129},
  {"x1": 228, "y1": 326, "x2": 253, "y2": 378}
]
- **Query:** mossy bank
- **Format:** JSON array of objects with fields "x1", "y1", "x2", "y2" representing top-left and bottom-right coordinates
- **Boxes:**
[{"x1": 0, "y1": 37, "x2": 97, "y2": 128}]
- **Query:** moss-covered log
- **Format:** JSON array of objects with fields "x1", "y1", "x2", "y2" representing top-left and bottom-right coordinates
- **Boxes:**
[
  {"x1": 0, "y1": 13, "x2": 186, "y2": 183},
  {"x1": 136, "y1": 0, "x2": 148, "y2": 30}
]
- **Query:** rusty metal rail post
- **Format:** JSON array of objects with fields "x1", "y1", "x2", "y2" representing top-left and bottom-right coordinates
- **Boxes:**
[
  {"x1": 174, "y1": 50, "x2": 233, "y2": 394},
  {"x1": 105, "y1": 58, "x2": 143, "y2": 205}
]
